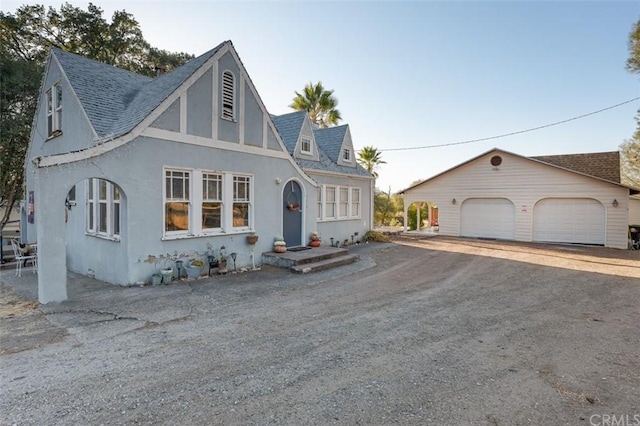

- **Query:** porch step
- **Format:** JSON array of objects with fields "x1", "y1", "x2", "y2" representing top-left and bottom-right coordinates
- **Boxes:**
[
  {"x1": 261, "y1": 246, "x2": 359, "y2": 273},
  {"x1": 291, "y1": 253, "x2": 359, "y2": 274}
]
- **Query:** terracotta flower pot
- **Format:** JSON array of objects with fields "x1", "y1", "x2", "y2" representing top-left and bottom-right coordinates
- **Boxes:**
[{"x1": 309, "y1": 240, "x2": 321, "y2": 247}]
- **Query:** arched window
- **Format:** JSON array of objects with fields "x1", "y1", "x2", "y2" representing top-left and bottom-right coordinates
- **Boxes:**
[{"x1": 221, "y1": 70, "x2": 235, "y2": 121}]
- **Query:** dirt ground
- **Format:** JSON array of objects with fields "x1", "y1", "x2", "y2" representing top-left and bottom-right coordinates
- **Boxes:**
[{"x1": 1, "y1": 236, "x2": 639, "y2": 425}]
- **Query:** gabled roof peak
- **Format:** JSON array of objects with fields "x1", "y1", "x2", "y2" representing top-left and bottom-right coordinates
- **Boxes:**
[
  {"x1": 52, "y1": 41, "x2": 228, "y2": 139},
  {"x1": 399, "y1": 147, "x2": 628, "y2": 194}
]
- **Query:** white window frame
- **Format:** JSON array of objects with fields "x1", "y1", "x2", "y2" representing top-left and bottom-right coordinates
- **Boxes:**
[
  {"x1": 46, "y1": 82, "x2": 62, "y2": 137},
  {"x1": 86, "y1": 178, "x2": 120, "y2": 241},
  {"x1": 325, "y1": 185, "x2": 336, "y2": 219},
  {"x1": 338, "y1": 187, "x2": 349, "y2": 218},
  {"x1": 350, "y1": 188, "x2": 361, "y2": 218},
  {"x1": 163, "y1": 167, "x2": 253, "y2": 239},
  {"x1": 301, "y1": 137, "x2": 312, "y2": 154},
  {"x1": 232, "y1": 175, "x2": 252, "y2": 231},
  {"x1": 318, "y1": 185, "x2": 361, "y2": 221},
  {"x1": 164, "y1": 169, "x2": 191, "y2": 237},
  {"x1": 342, "y1": 148, "x2": 351, "y2": 162},
  {"x1": 202, "y1": 172, "x2": 223, "y2": 232},
  {"x1": 221, "y1": 70, "x2": 235, "y2": 121},
  {"x1": 316, "y1": 187, "x2": 322, "y2": 220}
]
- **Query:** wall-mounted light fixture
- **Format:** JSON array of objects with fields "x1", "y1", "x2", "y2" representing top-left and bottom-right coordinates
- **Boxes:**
[
  {"x1": 612, "y1": 199, "x2": 619, "y2": 207},
  {"x1": 65, "y1": 198, "x2": 76, "y2": 210},
  {"x1": 452, "y1": 198, "x2": 456, "y2": 205}
]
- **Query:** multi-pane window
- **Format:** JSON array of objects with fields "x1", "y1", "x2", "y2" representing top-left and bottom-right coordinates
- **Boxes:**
[
  {"x1": 113, "y1": 186, "x2": 120, "y2": 235},
  {"x1": 342, "y1": 148, "x2": 351, "y2": 162},
  {"x1": 301, "y1": 137, "x2": 312, "y2": 154},
  {"x1": 221, "y1": 70, "x2": 235, "y2": 121},
  {"x1": 325, "y1": 186, "x2": 336, "y2": 219},
  {"x1": 233, "y1": 175, "x2": 251, "y2": 228},
  {"x1": 317, "y1": 185, "x2": 361, "y2": 220},
  {"x1": 202, "y1": 173, "x2": 223, "y2": 230},
  {"x1": 87, "y1": 178, "x2": 120, "y2": 239},
  {"x1": 98, "y1": 180, "x2": 108, "y2": 233},
  {"x1": 339, "y1": 187, "x2": 349, "y2": 217},
  {"x1": 46, "y1": 83, "x2": 62, "y2": 136},
  {"x1": 351, "y1": 188, "x2": 360, "y2": 217},
  {"x1": 163, "y1": 168, "x2": 252, "y2": 237},
  {"x1": 165, "y1": 170, "x2": 190, "y2": 233}
]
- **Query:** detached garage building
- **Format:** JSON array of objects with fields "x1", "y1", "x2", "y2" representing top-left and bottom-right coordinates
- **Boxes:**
[{"x1": 400, "y1": 148, "x2": 639, "y2": 249}]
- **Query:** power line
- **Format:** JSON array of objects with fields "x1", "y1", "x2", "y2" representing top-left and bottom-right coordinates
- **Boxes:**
[{"x1": 380, "y1": 97, "x2": 640, "y2": 152}]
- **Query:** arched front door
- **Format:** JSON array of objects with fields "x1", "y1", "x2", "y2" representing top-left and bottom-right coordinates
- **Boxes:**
[{"x1": 282, "y1": 180, "x2": 303, "y2": 247}]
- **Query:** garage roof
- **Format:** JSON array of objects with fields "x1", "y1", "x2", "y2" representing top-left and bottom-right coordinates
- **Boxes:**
[
  {"x1": 398, "y1": 148, "x2": 638, "y2": 194},
  {"x1": 531, "y1": 151, "x2": 620, "y2": 184}
]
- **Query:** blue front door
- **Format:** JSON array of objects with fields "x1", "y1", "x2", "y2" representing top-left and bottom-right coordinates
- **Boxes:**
[{"x1": 283, "y1": 181, "x2": 302, "y2": 247}]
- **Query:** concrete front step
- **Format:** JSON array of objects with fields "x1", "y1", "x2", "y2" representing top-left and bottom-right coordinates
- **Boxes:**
[
  {"x1": 261, "y1": 246, "x2": 359, "y2": 273},
  {"x1": 290, "y1": 253, "x2": 359, "y2": 274}
]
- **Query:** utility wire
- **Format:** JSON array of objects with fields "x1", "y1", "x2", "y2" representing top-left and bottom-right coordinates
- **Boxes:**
[{"x1": 380, "y1": 97, "x2": 640, "y2": 152}]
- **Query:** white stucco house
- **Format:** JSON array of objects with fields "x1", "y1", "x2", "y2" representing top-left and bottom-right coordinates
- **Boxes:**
[
  {"x1": 22, "y1": 40, "x2": 374, "y2": 303},
  {"x1": 400, "y1": 148, "x2": 639, "y2": 249}
]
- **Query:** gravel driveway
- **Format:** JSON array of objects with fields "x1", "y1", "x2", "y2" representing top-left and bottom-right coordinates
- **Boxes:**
[{"x1": 1, "y1": 236, "x2": 639, "y2": 425}]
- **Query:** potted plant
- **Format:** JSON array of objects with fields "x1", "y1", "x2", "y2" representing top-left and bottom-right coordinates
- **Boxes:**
[
  {"x1": 309, "y1": 231, "x2": 321, "y2": 247},
  {"x1": 142, "y1": 253, "x2": 180, "y2": 284},
  {"x1": 151, "y1": 273, "x2": 162, "y2": 286},
  {"x1": 160, "y1": 267, "x2": 173, "y2": 284},
  {"x1": 246, "y1": 233, "x2": 259, "y2": 245},
  {"x1": 184, "y1": 258, "x2": 205, "y2": 279},
  {"x1": 273, "y1": 236, "x2": 287, "y2": 253}
]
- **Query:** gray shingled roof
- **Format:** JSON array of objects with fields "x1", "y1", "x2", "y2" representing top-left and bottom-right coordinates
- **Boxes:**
[
  {"x1": 53, "y1": 41, "x2": 227, "y2": 139},
  {"x1": 270, "y1": 111, "x2": 306, "y2": 153},
  {"x1": 271, "y1": 112, "x2": 371, "y2": 178},
  {"x1": 297, "y1": 149, "x2": 372, "y2": 177},
  {"x1": 53, "y1": 48, "x2": 152, "y2": 137},
  {"x1": 312, "y1": 125, "x2": 348, "y2": 163},
  {"x1": 531, "y1": 151, "x2": 621, "y2": 184}
]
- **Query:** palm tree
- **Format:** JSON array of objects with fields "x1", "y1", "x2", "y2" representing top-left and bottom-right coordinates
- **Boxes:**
[
  {"x1": 357, "y1": 146, "x2": 386, "y2": 178},
  {"x1": 290, "y1": 81, "x2": 342, "y2": 128}
]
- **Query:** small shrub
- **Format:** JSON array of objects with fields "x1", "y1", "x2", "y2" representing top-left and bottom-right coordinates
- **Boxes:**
[
  {"x1": 190, "y1": 259, "x2": 205, "y2": 267},
  {"x1": 362, "y1": 230, "x2": 391, "y2": 243}
]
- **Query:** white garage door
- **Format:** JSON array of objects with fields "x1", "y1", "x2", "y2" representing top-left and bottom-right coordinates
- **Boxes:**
[
  {"x1": 533, "y1": 198, "x2": 605, "y2": 245},
  {"x1": 460, "y1": 198, "x2": 515, "y2": 240}
]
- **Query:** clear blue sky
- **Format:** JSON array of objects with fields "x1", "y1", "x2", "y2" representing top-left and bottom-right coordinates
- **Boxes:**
[{"x1": 4, "y1": 1, "x2": 639, "y2": 192}]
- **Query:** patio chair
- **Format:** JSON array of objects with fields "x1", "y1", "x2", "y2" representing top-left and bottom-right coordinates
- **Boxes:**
[{"x1": 10, "y1": 239, "x2": 37, "y2": 277}]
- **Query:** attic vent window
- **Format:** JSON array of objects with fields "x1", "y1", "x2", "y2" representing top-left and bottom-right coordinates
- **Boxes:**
[
  {"x1": 343, "y1": 148, "x2": 351, "y2": 162},
  {"x1": 221, "y1": 70, "x2": 235, "y2": 121},
  {"x1": 490, "y1": 155, "x2": 502, "y2": 167}
]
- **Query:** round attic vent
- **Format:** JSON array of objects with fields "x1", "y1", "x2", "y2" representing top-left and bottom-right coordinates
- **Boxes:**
[{"x1": 490, "y1": 155, "x2": 502, "y2": 167}]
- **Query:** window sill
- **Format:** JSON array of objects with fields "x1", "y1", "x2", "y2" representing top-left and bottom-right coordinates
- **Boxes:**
[
  {"x1": 46, "y1": 130, "x2": 63, "y2": 140},
  {"x1": 162, "y1": 229, "x2": 255, "y2": 241},
  {"x1": 318, "y1": 217, "x2": 361, "y2": 223},
  {"x1": 86, "y1": 232, "x2": 120, "y2": 242}
]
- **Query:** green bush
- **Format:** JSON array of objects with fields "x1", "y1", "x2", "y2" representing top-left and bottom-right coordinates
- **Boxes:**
[{"x1": 362, "y1": 230, "x2": 391, "y2": 243}]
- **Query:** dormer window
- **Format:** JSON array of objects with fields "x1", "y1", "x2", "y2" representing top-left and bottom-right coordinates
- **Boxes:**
[
  {"x1": 221, "y1": 70, "x2": 235, "y2": 121},
  {"x1": 301, "y1": 137, "x2": 312, "y2": 154},
  {"x1": 342, "y1": 148, "x2": 351, "y2": 162},
  {"x1": 46, "y1": 82, "x2": 62, "y2": 137}
]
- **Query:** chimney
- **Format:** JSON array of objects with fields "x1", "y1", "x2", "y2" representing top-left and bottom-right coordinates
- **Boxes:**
[{"x1": 155, "y1": 66, "x2": 166, "y2": 77}]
